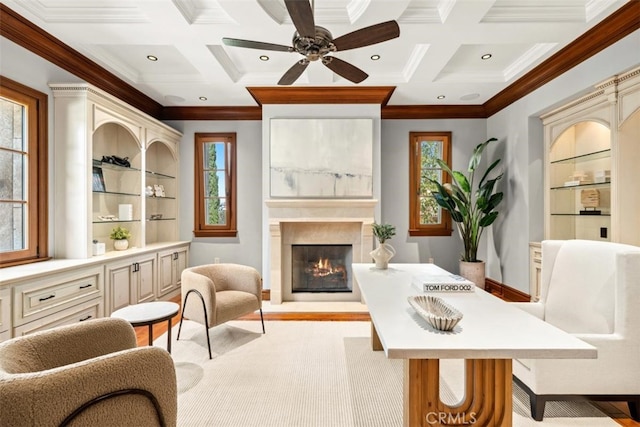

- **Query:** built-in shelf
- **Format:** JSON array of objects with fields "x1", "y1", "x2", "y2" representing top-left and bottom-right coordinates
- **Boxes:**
[
  {"x1": 550, "y1": 182, "x2": 610, "y2": 191},
  {"x1": 550, "y1": 149, "x2": 611, "y2": 165}
]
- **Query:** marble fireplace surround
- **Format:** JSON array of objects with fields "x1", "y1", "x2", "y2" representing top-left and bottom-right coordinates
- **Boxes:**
[{"x1": 266, "y1": 199, "x2": 377, "y2": 304}]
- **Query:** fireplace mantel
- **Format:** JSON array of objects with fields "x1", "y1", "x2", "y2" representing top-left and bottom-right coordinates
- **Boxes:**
[{"x1": 266, "y1": 198, "x2": 377, "y2": 304}]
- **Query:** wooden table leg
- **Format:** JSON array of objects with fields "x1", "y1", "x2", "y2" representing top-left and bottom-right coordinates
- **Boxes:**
[
  {"x1": 148, "y1": 324, "x2": 153, "y2": 346},
  {"x1": 166, "y1": 318, "x2": 172, "y2": 353},
  {"x1": 371, "y1": 321, "x2": 383, "y2": 351},
  {"x1": 404, "y1": 358, "x2": 512, "y2": 427}
]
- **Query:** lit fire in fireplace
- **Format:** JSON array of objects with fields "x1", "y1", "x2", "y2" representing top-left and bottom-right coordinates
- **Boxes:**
[{"x1": 307, "y1": 257, "x2": 347, "y2": 279}]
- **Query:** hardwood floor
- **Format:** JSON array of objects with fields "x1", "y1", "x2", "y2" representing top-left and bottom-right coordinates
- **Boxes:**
[{"x1": 135, "y1": 294, "x2": 638, "y2": 426}]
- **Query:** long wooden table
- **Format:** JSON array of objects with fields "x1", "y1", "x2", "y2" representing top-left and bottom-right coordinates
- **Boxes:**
[{"x1": 353, "y1": 263, "x2": 596, "y2": 427}]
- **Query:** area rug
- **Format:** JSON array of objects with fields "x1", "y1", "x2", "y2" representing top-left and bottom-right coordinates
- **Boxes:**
[{"x1": 156, "y1": 320, "x2": 617, "y2": 427}]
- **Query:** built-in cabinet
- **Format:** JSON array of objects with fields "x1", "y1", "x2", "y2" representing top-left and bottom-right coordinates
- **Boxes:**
[
  {"x1": 1, "y1": 242, "x2": 189, "y2": 341},
  {"x1": 50, "y1": 83, "x2": 182, "y2": 258},
  {"x1": 531, "y1": 66, "x2": 640, "y2": 297},
  {"x1": 105, "y1": 253, "x2": 157, "y2": 313},
  {"x1": 157, "y1": 246, "x2": 188, "y2": 298}
]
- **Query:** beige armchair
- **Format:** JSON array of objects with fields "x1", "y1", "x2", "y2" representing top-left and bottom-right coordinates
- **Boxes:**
[
  {"x1": 0, "y1": 317, "x2": 177, "y2": 427},
  {"x1": 178, "y1": 263, "x2": 265, "y2": 359}
]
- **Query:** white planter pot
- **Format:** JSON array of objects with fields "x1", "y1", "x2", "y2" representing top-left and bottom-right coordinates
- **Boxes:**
[
  {"x1": 370, "y1": 243, "x2": 396, "y2": 269},
  {"x1": 113, "y1": 239, "x2": 129, "y2": 251},
  {"x1": 459, "y1": 260, "x2": 485, "y2": 290}
]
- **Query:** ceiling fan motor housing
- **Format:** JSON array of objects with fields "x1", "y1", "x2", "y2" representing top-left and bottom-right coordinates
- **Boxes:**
[{"x1": 293, "y1": 26, "x2": 335, "y2": 61}]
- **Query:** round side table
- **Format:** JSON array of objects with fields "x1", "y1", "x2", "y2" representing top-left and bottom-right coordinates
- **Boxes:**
[{"x1": 111, "y1": 301, "x2": 180, "y2": 353}]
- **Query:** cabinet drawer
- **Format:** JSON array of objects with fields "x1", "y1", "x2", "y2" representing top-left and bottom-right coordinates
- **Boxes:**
[
  {"x1": 14, "y1": 266, "x2": 103, "y2": 326},
  {"x1": 0, "y1": 330, "x2": 10, "y2": 343},
  {"x1": 0, "y1": 287, "x2": 10, "y2": 334},
  {"x1": 13, "y1": 298, "x2": 103, "y2": 337}
]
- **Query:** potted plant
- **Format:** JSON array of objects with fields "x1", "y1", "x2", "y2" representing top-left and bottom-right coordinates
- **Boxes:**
[
  {"x1": 110, "y1": 225, "x2": 132, "y2": 251},
  {"x1": 428, "y1": 138, "x2": 504, "y2": 288},
  {"x1": 370, "y1": 222, "x2": 396, "y2": 269}
]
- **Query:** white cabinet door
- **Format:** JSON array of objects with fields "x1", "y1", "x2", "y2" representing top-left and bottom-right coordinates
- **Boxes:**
[
  {"x1": 135, "y1": 255, "x2": 156, "y2": 304},
  {"x1": 106, "y1": 260, "x2": 135, "y2": 313}
]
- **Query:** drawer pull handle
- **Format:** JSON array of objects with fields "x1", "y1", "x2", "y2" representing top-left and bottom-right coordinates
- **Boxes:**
[
  {"x1": 79, "y1": 284, "x2": 93, "y2": 289},
  {"x1": 79, "y1": 315, "x2": 92, "y2": 321},
  {"x1": 39, "y1": 294, "x2": 55, "y2": 302}
]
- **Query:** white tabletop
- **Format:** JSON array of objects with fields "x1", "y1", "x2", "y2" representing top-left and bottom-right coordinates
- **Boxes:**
[
  {"x1": 353, "y1": 263, "x2": 597, "y2": 360},
  {"x1": 110, "y1": 301, "x2": 179, "y2": 324}
]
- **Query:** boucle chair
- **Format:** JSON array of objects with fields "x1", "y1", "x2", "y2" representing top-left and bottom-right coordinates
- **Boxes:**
[
  {"x1": 178, "y1": 263, "x2": 265, "y2": 359},
  {"x1": 512, "y1": 239, "x2": 640, "y2": 421},
  {"x1": 0, "y1": 317, "x2": 177, "y2": 427}
]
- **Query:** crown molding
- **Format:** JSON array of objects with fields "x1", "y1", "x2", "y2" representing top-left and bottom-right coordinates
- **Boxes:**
[
  {"x1": 0, "y1": 3, "x2": 163, "y2": 118},
  {"x1": 1, "y1": 2, "x2": 637, "y2": 121},
  {"x1": 246, "y1": 86, "x2": 396, "y2": 106},
  {"x1": 161, "y1": 106, "x2": 262, "y2": 121},
  {"x1": 484, "y1": 0, "x2": 640, "y2": 117}
]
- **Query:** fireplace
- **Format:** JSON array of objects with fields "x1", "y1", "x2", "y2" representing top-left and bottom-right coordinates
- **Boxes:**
[
  {"x1": 265, "y1": 199, "x2": 377, "y2": 303},
  {"x1": 292, "y1": 245, "x2": 352, "y2": 293}
]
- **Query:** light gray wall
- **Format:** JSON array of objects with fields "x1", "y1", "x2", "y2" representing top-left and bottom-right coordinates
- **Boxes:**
[
  {"x1": 487, "y1": 30, "x2": 640, "y2": 292},
  {"x1": 380, "y1": 119, "x2": 488, "y2": 275},
  {"x1": 164, "y1": 120, "x2": 263, "y2": 271},
  {"x1": 0, "y1": 37, "x2": 81, "y2": 258}
]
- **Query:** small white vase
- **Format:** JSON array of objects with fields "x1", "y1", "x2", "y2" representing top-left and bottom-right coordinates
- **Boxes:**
[
  {"x1": 113, "y1": 239, "x2": 129, "y2": 251},
  {"x1": 459, "y1": 260, "x2": 485, "y2": 290},
  {"x1": 370, "y1": 243, "x2": 396, "y2": 269}
]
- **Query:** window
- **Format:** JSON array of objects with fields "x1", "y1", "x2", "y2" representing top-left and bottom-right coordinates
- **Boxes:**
[
  {"x1": 194, "y1": 133, "x2": 237, "y2": 237},
  {"x1": 0, "y1": 77, "x2": 48, "y2": 267},
  {"x1": 409, "y1": 132, "x2": 453, "y2": 236}
]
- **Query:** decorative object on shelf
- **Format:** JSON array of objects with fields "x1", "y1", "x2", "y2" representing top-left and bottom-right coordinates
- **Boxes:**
[
  {"x1": 427, "y1": 138, "x2": 504, "y2": 289},
  {"x1": 118, "y1": 204, "x2": 133, "y2": 221},
  {"x1": 92, "y1": 239, "x2": 105, "y2": 256},
  {"x1": 109, "y1": 226, "x2": 131, "y2": 251},
  {"x1": 92, "y1": 166, "x2": 106, "y2": 192},
  {"x1": 407, "y1": 295, "x2": 463, "y2": 331},
  {"x1": 580, "y1": 189, "x2": 601, "y2": 215},
  {"x1": 101, "y1": 155, "x2": 131, "y2": 168},
  {"x1": 594, "y1": 170, "x2": 610, "y2": 183},
  {"x1": 153, "y1": 184, "x2": 165, "y2": 197},
  {"x1": 149, "y1": 214, "x2": 163, "y2": 220},
  {"x1": 370, "y1": 222, "x2": 396, "y2": 269},
  {"x1": 98, "y1": 215, "x2": 118, "y2": 221},
  {"x1": 145, "y1": 186, "x2": 154, "y2": 197}
]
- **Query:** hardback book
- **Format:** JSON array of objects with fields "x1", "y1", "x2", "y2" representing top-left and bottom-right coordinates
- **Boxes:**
[{"x1": 412, "y1": 274, "x2": 475, "y2": 293}]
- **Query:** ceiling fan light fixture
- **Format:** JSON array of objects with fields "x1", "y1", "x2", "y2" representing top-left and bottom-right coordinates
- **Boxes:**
[{"x1": 481, "y1": 53, "x2": 492, "y2": 60}]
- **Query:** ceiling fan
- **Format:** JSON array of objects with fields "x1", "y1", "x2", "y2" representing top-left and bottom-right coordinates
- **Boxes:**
[{"x1": 222, "y1": 0, "x2": 400, "y2": 85}]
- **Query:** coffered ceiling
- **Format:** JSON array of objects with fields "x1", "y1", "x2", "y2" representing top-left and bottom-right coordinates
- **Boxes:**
[{"x1": 1, "y1": 0, "x2": 634, "y2": 108}]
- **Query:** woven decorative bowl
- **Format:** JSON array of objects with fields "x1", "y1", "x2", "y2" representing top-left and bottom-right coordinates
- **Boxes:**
[{"x1": 407, "y1": 295, "x2": 463, "y2": 331}]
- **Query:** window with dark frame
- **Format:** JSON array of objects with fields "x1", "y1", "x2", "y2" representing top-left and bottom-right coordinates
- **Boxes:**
[
  {"x1": 194, "y1": 133, "x2": 237, "y2": 237},
  {"x1": 409, "y1": 131, "x2": 453, "y2": 237},
  {"x1": 0, "y1": 77, "x2": 48, "y2": 267}
]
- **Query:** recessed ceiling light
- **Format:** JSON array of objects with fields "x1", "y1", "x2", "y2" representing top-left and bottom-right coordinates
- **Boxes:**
[
  {"x1": 147, "y1": 55, "x2": 158, "y2": 61},
  {"x1": 199, "y1": 96, "x2": 207, "y2": 101},
  {"x1": 437, "y1": 95, "x2": 446, "y2": 99},
  {"x1": 481, "y1": 53, "x2": 492, "y2": 60},
  {"x1": 370, "y1": 54, "x2": 380, "y2": 61},
  {"x1": 259, "y1": 55, "x2": 269, "y2": 61}
]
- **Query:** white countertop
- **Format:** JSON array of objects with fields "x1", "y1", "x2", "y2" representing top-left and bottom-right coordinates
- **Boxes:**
[{"x1": 353, "y1": 263, "x2": 597, "y2": 360}]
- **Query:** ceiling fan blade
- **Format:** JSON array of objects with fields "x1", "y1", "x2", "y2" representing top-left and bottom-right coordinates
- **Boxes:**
[
  {"x1": 285, "y1": 0, "x2": 315, "y2": 38},
  {"x1": 332, "y1": 20, "x2": 400, "y2": 51},
  {"x1": 322, "y1": 57, "x2": 368, "y2": 84},
  {"x1": 278, "y1": 59, "x2": 310, "y2": 85},
  {"x1": 222, "y1": 37, "x2": 293, "y2": 52}
]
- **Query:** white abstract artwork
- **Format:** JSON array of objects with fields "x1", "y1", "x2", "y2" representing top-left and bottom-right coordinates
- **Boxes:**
[{"x1": 270, "y1": 118, "x2": 373, "y2": 198}]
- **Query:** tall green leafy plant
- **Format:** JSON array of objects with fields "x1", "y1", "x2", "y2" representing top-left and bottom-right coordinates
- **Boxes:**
[{"x1": 428, "y1": 138, "x2": 504, "y2": 262}]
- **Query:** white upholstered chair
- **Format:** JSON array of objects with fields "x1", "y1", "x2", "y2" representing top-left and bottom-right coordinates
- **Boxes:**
[
  {"x1": 177, "y1": 263, "x2": 265, "y2": 359},
  {"x1": 511, "y1": 239, "x2": 640, "y2": 421}
]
